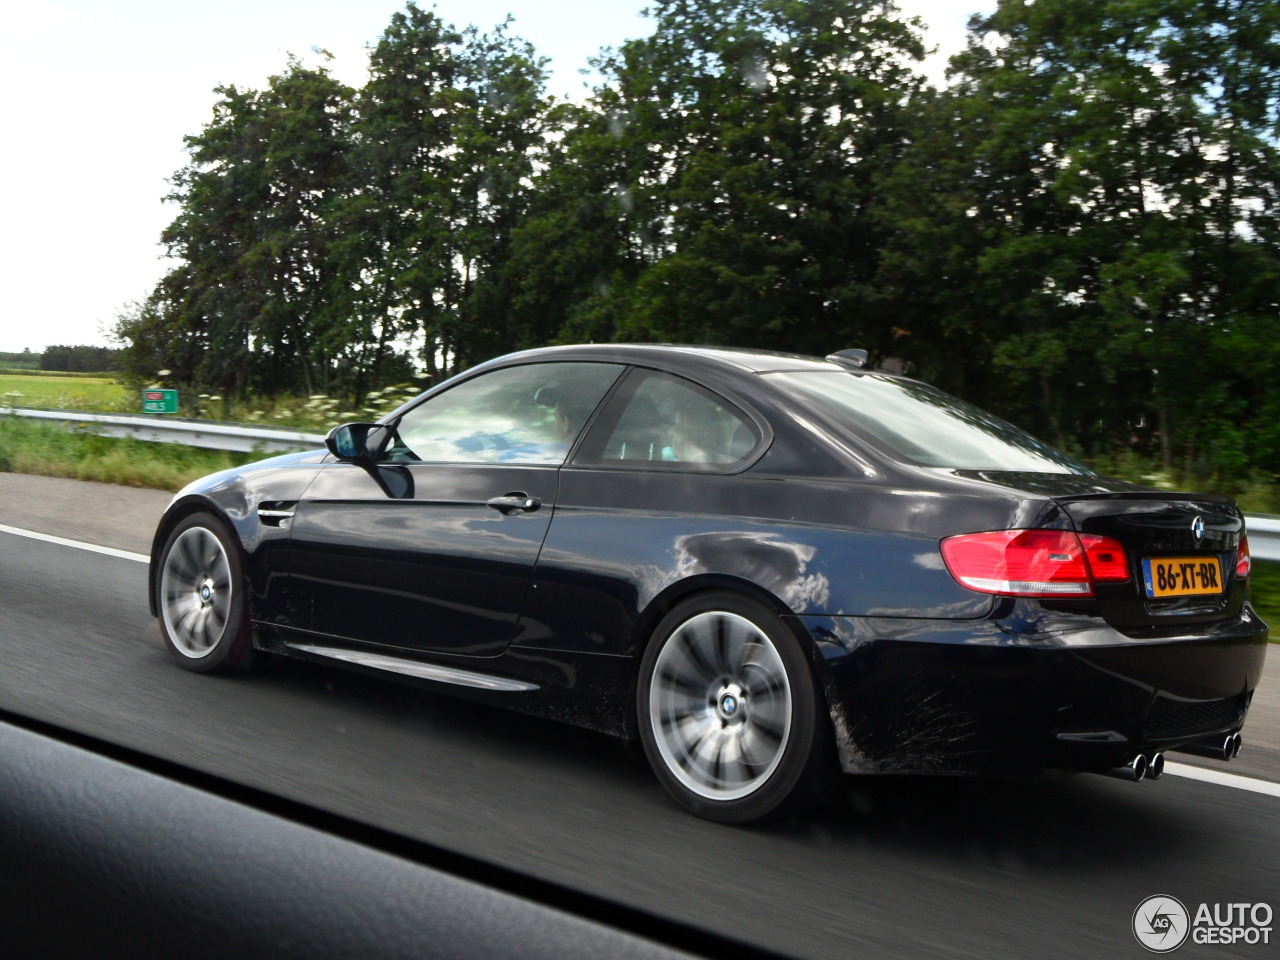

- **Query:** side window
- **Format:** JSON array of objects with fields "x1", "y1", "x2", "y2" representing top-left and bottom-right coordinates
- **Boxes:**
[
  {"x1": 385, "y1": 362, "x2": 623, "y2": 465},
  {"x1": 577, "y1": 371, "x2": 760, "y2": 469}
]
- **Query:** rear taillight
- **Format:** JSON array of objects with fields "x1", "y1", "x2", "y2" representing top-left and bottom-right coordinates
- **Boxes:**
[
  {"x1": 940, "y1": 529, "x2": 1130, "y2": 597},
  {"x1": 1080, "y1": 534, "x2": 1129, "y2": 581},
  {"x1": 1236, "y1": 537, "x2": 1251, "y2": 581}
]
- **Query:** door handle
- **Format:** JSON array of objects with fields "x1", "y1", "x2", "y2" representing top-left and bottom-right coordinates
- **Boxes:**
[{"x1": 486, "y1": 493, "x2": 542, "y2": 515}]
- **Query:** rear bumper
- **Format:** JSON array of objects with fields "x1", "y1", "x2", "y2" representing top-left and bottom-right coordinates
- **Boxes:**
[{"x1": 798, "y1": 603, "x2": 1269, "y2": 776}]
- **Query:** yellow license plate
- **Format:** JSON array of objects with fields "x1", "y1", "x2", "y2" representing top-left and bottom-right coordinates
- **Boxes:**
[{"x1": 1142, "y1": 556, "x2": 1224, "y2": 598}]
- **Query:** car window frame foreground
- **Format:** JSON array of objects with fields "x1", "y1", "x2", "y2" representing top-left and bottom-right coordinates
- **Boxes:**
[{"x1": 0, "y1": 709, "x2": 786, "y2": 960}]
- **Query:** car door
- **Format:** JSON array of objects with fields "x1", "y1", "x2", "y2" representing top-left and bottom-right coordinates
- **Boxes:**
[
  {"x1": 286, "y1": 361, "x2": 624, "y2": 658},
  {"x1": 517, "y1": 367, "x2": 768, "y2": 655}
]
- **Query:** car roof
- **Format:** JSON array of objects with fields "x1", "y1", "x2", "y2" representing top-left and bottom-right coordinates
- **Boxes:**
[{"x1": 485, "y1": 343, "x2": 843, "y2": 376}]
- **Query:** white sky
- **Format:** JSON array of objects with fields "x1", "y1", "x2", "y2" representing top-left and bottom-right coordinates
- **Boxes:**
[{"x1": 0, "y1": 1, "x2": 988, "y2": 353}]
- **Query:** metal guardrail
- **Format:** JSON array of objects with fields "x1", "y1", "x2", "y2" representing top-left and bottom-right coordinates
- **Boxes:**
[
  {"x1": 1245, "y1": 516, "x2": 1280, "y2": 562},
  {"x1": 7, "y1": 405, "x2": 1280, "y2": 559},
  {"x1": 2, "y1": 407, "x2": 325, "y2": 454}
]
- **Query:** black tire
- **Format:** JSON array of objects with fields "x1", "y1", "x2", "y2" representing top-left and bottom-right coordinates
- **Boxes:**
[
  {"x1": 637, "y1": 591, "x2": 834, "y2": 824},
  {"x1": 156, "y1": 512, "x2": 255, "y2": 674}
]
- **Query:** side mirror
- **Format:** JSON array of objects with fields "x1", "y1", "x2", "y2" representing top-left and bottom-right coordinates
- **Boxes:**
[{"x1": 325, "y1": 422, "x2": 391, "y2": 464}]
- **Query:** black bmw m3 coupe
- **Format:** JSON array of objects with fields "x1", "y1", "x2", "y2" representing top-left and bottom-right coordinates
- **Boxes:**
[{"x1": 149, "y1": 344, "x2": 1268, "y2": 822}]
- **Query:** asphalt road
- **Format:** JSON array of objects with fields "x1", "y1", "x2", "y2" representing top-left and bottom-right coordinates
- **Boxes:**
[{"x1": 1, "y1": 473, "x2": 1276, "y2": 960}]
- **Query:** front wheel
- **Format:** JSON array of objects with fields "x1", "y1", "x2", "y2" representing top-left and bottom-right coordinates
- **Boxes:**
[
  {"x1": 637, "y1": 592, "x2": 833, "y2": 823},
  {"x1": 157, "y1": 513, "x2": 255, "y2": 673}
]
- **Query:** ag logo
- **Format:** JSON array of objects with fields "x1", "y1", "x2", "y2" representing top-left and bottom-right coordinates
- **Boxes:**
[{"x1": 1134, "y1": 895, "x2": 1190, "y2": 953}]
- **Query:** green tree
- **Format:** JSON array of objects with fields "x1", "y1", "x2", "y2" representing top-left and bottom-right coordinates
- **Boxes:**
[
  {"x1": 514, "y1": 0, "x2": 928, "y2": 355},
  {"x1": 128, "y1": 57, "x2": 355, "y2": 399},
  {"x1": 336, "y1": 3, "x2": 462, "y2": 389},
  {"x1": 340, "y1": 4, "x2": 551, "y2": 384},
  {"x1": 887, "y1": 0, "x2": 1280, "y2": 475},
  {"x1": 443, "y1": 21, "x2": 552, "y2": 366},
  {"x1": 506, "y1": 98, "x2": 640, "y2": 347}
]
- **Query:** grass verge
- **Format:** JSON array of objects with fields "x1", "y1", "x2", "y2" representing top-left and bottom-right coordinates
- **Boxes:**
[
  {"x1": 1248, "y1": 561, "x2": 1280, "y2": 633},
  {"x1": 0, "y1": 417, "x2": 255, "y2": 491}
]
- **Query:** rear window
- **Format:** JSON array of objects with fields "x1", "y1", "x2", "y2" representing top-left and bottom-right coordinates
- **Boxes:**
[
  {"x1": 765, "y1": 371, "x2": 1089, "y2": 473},
  {"x1": 574, "y1": 370, "x2": 760, "y2": 470}
]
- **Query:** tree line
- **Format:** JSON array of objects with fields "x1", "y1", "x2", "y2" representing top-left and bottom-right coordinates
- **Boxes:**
[
  {"x1": 113, "y1": 0, "x2": 1280, "y2": 484},
  {"x1": 0, "y1": 350, "x2": 40, "y2": 370},
  {"x1": 41, "y1": 345, "x2": 120, "y2": 373},
  {"x1": 0, "y1": 346, "x2": 120, "y2": 372}
]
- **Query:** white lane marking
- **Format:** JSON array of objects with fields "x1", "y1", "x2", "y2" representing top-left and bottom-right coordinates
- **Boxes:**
[
  {"x1": 0, "y1": 523, "x2": 148, "y2": 564},
  {"x1": 1165, "y1": 761, "x2": 1280, "y2": 798}
]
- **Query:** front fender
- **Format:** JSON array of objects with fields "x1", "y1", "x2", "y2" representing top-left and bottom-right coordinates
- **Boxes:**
[{"x1": 147, "y1": 453, "x2": 328, "y2": 619}]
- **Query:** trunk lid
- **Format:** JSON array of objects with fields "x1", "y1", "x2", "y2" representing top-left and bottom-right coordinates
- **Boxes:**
[
  {"x1": 1052, "y1": 490, "x2": 1245, "y2": 630},
  {"x1": 952, "y1": 472, "x2": 1247, "y2": 631}
]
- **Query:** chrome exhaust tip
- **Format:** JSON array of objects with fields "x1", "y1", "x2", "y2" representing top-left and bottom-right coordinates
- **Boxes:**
[
  {"x1": 1146, "y1": 752, "x2": 1165, "y2": 781},
  {"x1": 1101, "y1": 754, "x2": 1148, "y2": 782},
  {"x1": 1231, "y1": 733, "x2": 1243, "y2": 759},
  {"x1": 1172, "y1": 734, "x2": 1237, "y2": 761}
]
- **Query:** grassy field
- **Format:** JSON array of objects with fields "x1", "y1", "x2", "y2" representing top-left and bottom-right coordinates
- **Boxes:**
[
  {"x1": 0, "y1": 417, "x2": 253, "y2": 491},
  {"x1": 0, "y1": 373, "x2": 133, "y2": 411},
  {"x1": 0, "y1": 367, "x2": 115, "y2": 377}
]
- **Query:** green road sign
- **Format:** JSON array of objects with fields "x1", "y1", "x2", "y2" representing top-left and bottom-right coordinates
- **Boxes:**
[{"x1": 142, "y1": 389, "x2": 178, "y2": 414}]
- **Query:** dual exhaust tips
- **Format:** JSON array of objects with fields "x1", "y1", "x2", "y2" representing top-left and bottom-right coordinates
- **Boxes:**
[
  {"x1": 1174, "y1": 731, "x2": 1243, "y2": 762},
  {"x1": 1104, "y1": 751, "x2": 1165, "y2": 782},
  {"x1": 1101, "y1": 732, "x2": 1243, "y2": 783}
]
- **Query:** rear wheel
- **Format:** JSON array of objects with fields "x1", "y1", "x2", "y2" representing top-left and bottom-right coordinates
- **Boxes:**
[
  {"x1": 637, "y1": 592, "x2": 833, "y2": 823},
  {"x1": 157, "y1": 513, "x2": 255, "y2": 673}
]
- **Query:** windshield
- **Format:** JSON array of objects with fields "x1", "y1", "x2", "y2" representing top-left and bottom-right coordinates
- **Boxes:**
[{"x1": 766, "y1": 371, "x2": 1089, "y2": 473}]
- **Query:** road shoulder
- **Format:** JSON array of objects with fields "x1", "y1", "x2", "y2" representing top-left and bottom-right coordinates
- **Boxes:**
[{"x1": 0, "y1": 472, "x2": 171, "y2": 556}]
